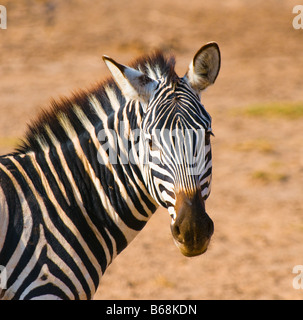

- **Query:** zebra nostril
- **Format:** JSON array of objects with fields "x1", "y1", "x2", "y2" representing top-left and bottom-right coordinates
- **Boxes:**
[{"x1": 171, "y1": 223, "x2": 185, "y2": 244}]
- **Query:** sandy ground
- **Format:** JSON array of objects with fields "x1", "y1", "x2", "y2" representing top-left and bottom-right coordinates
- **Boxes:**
[{"x1": 0, "y1": 0, "x2": 303, "y2": 299}]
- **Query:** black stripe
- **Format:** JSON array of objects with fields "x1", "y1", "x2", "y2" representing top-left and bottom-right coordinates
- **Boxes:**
[
  {"x1": 24, "y1": 283, "x2": 70, "y2": 300},
  {"x1": 159, "y1": 184, "x2": 175, "y2": 199},
  {"x1": 200, "y1": 166, "x2": 212, "y2": 182}
]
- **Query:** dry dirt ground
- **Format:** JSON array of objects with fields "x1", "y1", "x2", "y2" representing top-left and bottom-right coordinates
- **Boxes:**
[{"x1": 0, "y1": 0, "x2": 303, "y2": 299}]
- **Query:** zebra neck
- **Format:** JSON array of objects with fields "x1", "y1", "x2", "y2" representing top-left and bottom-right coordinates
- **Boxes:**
[
  {"x1": 103, "y1": 99, "x2": 159, "y2": 216},
  {"x1": 68, "y1": 99, "x2": 158, "y2": 253}
]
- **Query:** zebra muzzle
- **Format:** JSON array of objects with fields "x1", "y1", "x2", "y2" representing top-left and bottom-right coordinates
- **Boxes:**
[{"x1": 171, "y1": 191, "x2": 214, "y2": 257}]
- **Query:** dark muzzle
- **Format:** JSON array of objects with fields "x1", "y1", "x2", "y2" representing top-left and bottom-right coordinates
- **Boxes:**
[{"x1": 171, "y1": 191, "x2": 214, "y2": 257}]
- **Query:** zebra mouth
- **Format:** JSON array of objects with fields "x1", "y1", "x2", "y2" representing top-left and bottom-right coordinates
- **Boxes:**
[
  {"x1": 172, "y1": 236, "x2": 210, "y2": 257},
  {"x1": 170, "y1": 217, "x2": 212, "y2": 257}
]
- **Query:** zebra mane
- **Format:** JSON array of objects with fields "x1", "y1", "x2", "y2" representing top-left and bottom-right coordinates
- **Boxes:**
[{"x1": 16, "y1": 51, "x2": 177, "y2": 154}]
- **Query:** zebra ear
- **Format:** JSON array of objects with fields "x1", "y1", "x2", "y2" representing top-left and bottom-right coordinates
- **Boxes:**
[
  {"x1": 102, "y1": 55, "x2": 158, "y2": 105},
  {"x1": 185, "y1": 42, "x2": 221, "y2": 94}
]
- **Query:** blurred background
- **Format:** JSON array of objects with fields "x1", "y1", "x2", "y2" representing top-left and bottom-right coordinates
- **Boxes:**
[{"x1": 0, "y1": 0, "x2": 303, "y2": 299}]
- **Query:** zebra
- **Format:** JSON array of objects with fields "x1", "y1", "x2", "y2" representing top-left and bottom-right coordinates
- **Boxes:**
[{"x1": 0, "y1": 42, "x2": 221, "y2": 300}]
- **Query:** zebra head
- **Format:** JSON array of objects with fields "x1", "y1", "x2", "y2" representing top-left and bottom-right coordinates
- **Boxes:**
[{"x1": 103, "y1": 42, "x2": 220, "y2": 257}]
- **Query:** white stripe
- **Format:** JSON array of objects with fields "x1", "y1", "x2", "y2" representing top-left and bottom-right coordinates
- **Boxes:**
[
  {"x1": 89, "y1": 94, "x2": 110, "y2": 121},
  {"x1": 30, "y1": 295, "x2": 62, "y2": 300},
  {"x1": 104, "y1": 85, "x2": 121, "y2": 112},
  {"x1": 146, "y1": 63, "x2": 158, "y2": 80}
]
